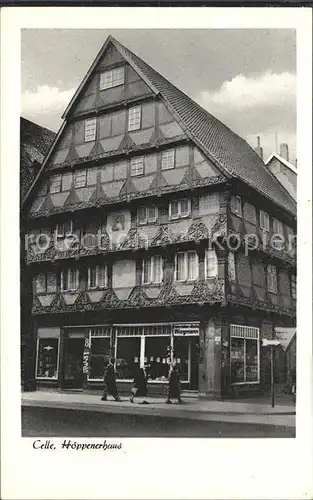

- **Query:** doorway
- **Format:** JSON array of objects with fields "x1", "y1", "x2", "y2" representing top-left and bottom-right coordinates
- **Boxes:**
[{"x1": 63, "y1": 338, "x2": 85, "y2": 389}]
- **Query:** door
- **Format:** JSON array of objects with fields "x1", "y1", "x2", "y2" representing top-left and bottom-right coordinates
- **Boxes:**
[{"x1": 63, "y1": 338, "x2": 85, "y2": 389}]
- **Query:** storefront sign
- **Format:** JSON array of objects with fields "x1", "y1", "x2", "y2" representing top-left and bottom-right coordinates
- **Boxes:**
[
  {"x1": 173, "y1": 324, "x2": 199, "y2": 335},
  {"x1": 274, "y1": 328, "x2": 296, "y2": 351},
  {"x1": 82, "y1": 350, "x2": 90, "y2": 374}
]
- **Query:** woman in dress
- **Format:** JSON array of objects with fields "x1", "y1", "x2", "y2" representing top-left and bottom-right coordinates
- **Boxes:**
[{"x1": 130, "y1": 363, "x2": 149, "y2": 404}]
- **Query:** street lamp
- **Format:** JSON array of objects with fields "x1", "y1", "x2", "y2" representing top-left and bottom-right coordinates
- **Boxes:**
[{"x1": 262, "y1": 338, "x2": 281, "y2": 407}]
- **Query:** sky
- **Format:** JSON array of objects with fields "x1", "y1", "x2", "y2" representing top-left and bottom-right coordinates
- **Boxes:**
[{"x1": 21, "y1": 29, "x2": 297, "y2": 163}]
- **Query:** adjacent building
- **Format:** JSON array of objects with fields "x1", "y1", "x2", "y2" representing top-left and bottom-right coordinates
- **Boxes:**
[{"x1": 21, "y1": 36, "x2": 296, "y2": 398}]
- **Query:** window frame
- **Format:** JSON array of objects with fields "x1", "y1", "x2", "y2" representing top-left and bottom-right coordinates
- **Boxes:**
[
  {"x1": 205, "y1": 249, "x2": 218, "y2": 279},
  {"x1": 49, "y1": 174, "x2": 62, "y2": 194},
  {"x1": 130, "y1": 156, "x2": 144, "y2": 177},
  {"x1": 291, "y1": 274, "x2": 296, "y2": 299},
  {"x1": 142, "y1": 255, "x2": 163, "y2": 284},
  {"x1": 161, "y1": 149, "x2": 176, "y2": 170},
  {"x1": 273, "y1": 218, "x2": 284, "y2": 236},
  {"x1": 169, "y1": 199, "x2": 191, "y2": 220},
  {"x1": 60, "y1": 268, "x2": 79, "y2": 292},
  {"x1": 74, "y1": 169, "x2": 87, "y2": 189},
  {"x1": 230, "y1": 324, "x2": 260, "y2": 385},
  {"x1": 84, "y1": 117, "x2": 97, "y2": 142},
  {"x1": 87, "y1": 265, "x2": 108, "y2": 290},
  {"x1": 56, "y1": 220, "x2": 73, "y2": 238},
  {"x1": 137, "y1": 205, "x2": 158, "y2": 225},
  {"x1": 128, "y1": 105, "x2": 141, "y2": 132},
  {"x1": 260, "y1": 209, "x2": 270, "y2": 232},
  {"x1": 35, "y1": 337, "x2": 60, "y2": 380},
  {"x1": 99, "y1": 66, "x2": 125, "y2": 90},
  {"x1": 234, "y1": 196, "x2": 243, "y2": 217},
  {"x1": 175, "y1": 250, "x2": 199, "y2": 282},
  {"x1": 35, "y1": 272, "x2": 57, "y2": 294},
  {"x1": 267, "y1": 264, "x2": 278, "y2": 294}
]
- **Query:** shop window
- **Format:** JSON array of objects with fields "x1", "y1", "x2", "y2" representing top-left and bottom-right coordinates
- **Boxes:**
[
  {"x1": 161, "y1": 149, "x2": 175, "y2": 170},
  {"x1": 74, "y1": 169, "x2": 87, "y2": 188},
  {"x1": 50, "y1": 174, "x2": 62, "y2": 194},
  {"x1": 205, "y1": 249, "x2": 218, "y2": 278},
  {"x1": 130, "y1": 156, "x2": 144, "y2": 177},
  {"x1": 116, "y1": 337, "x2": 141, "y2": 380},
  {"x1": 273, "y1": 218, "x2": 283, "y2": 236},
  {"x1": 175, "y1": 251, "x2": 198, "y2": 282},
  {"x1": 61, "y1": 268, "x2": 79, "y2": 292},
  {"x1": 291, "y1": 274, "x2": 296, "y2": 299},
  {"x1": 145, "y1": 337, "x2": 171, "y2": 382},
  {"x1": 128, "y1": 105, "x2": 141, "y2": 131},
  {"x1": 36, "y1": 338, "x2": 59, "y2": 379},
  {"x1": 173, "y1": 336, "x2": 189, "y2": 382},
  {"x1": 88, "y1": 265, "x2": 107, "y2": 289},
  {"x1": 100, "y1": 67, "x2": 125, "y2": 90},
  {"x1": 85, "y1": 118, "x2": 97, "y2": 142},
  {"x1": 260, "y1": 209, "x2": 270, "y2": 232},
  {"x1": 228, "y1": 252, "x2": 236, "y2": 281},
  {"x1": 230, "y1": 325, "x2": 259, "y2": 384},
  {"x1": 142, "y1": 255, "x2": 163, "y2": 284},
  {"x1": 267, "y1": 264, "x2": 277, "y2": 293},
  {"x1": 88, "y1": 337, "x2": 111, "y2": 380},
  {"x1": 137, "y1": 205, "x2": 158, "y2": 225},
  {"x1": 169, "y1": 198, "x2": 191, "y2": 220}
]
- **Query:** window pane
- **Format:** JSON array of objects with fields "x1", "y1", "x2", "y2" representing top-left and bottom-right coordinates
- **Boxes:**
[
  {"x1": 36, "y1": 273, "x2": 46, "y2": 294},
  {"x1": 230, "y1": 337, "x2": 245, "y2": 383},
  {"x1": 128, "y1": 106, "x2": 141, "y2": 131},
  {"x1": 145, "y1": 337, "x2": 171, "y2": 382},
  {"x1": 130, "y1": 157, "x2": 144, "y2": 176},
  {"x1": 235, "y1": 196, "x2": 242, "y2": 216},
  {"x1": 187, "y1": 252, "x2": 197, "y2": 280},
  {"x1": 161, "y1": 149, "x2": 175, "y2": 170},
  {"x1": 245, "y1": 339, "x2": 258, "y2": 381},
  {"x1": 176, "y1": 253, "x2": 186, "y2": 281},
  {"x1": 47, "y1": 272, "x2": 57, "y2": 293},
  {"x1": 170, "y1": 200, "x2": 179, "y2": 219},
  {"x1": 138, "y1": 206, "x2": 147, "y2": 224},
  {"x1": 180, "y1": 199, "x2": 190, "y2": 217},
  {"x1": 116, "y1": 337, "x2": 141, "y2": 380},
  {"x1": 152, "y1": 256, "x2": 162, "y2": 283},
  {"x1": 147, "y1": 205, "x2": 157, "y2": 223},
  {"x1": 74, "y1": 170, "x2": 86, "y2": 188},
  {"x1": 100, "y1": 67, "x2": 125, "y2": 90},
  {"x1": 98, "y1": 265, "x2": 107, "y2": 288},
  {"x1": 143, "y1": 259, "x2": 151, "y2": 283},
  {"x1": 69, "y1": 269, "x2": 78, "y2": 290},
  {"x1": 61, "y1": 271, "x2": 68, "y2": 291},
  {"x1": 206, "y1": 250, "x2": 218, "y2": 278},
  {"x1": 50, "y1": 175, "x2": 61, "y2": 194},
  {"x1": 89, "y1": 267, "x2": 97, "y2": 288},
  {"x1": 85, "y1": 118, "x2": 97, "y2": 142},
  {"x1": 36, "y1": 338, "x2": 59, "y2": 379},
  {"x1": 89, "y1": 338, "x2": 111, "y2": 379}
]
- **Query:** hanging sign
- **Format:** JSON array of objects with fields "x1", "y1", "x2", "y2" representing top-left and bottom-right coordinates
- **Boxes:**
[{"x1": 82, "y1": 350, "x2": 90, "y2": 374}]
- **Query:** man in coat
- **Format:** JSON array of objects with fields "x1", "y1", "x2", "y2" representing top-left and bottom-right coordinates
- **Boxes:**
[
  {"x1": 101, "y1": 357, "x2": 121, "y2": 402},
  {"x1": 166, "y1": 362, "x2": 182, "y2": 404},
  {"x1": 130, "y1": 363, "x2": 149, "y2": 404}
]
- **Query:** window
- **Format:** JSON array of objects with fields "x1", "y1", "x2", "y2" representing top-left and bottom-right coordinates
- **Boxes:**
[
  {"x1": 228, "y1": 252, "x2": 236, "y2": 281},
  {"x1": 100, "y1": 67, "x2": 125, "y2": 90},
  {"x1": 234, "y1": 196, "x2": 243, "y2": 217},
  {"x1": 273, "y1": 218, "x2": 283, "y2": 235},
  {"x1": 88, "y1": 329, "x2": 112, "y2": 381},
  {"x1": 142, "y1": 255, "x2": 163, "y2": 284},
  {"x1": 169, "y1": 199, "x2": 191, "y2": 220},
  {"x1": 50, "y1": 174, "x2": 62, "y2": 194},
  {"x1": 161, "y1": 149, "x2": 175, "y2": 170},
  {"x1": 260, "y1": 210, "x2": 270, "y2": 232},
  {"x1": 137, "y1": 205, "x2": 158, "y2": 225},
  {"x1": 74, "y1": 169, "x2": 87, "y2": 188},
  {"x1": 35, "y1": 272, "x2": 57, "y2": 294},
  {"x1": 130, "y1": 156, "x2": 144, "y2": 177},
  {"x1": 36, "y1": 338, "x2": 59, "y2": 379},
  {"x1": 56, "y1": 221, "x2": 73, "y2": 237},
  {"x1": 88, "y1": 265, "x2": 107, "y2": 289},
  {"x1": 267, "y1": 264, "x2": 278, "y2": 293},
  {"x1": 128, "y1": 106, "x2": 141, "y2": 131},
  {"x1": 175, "y1": 251, "x2": 198, "y2": 282},
  {"x1": 85, "y1": 118, "x2": 97, "y2": 142},
  {"x1": 291, "y1": 275, "x2": 296, "y2": 299},
  {"x1": 205, "y1": 249, "x2": 218, "y2": 278},
  {"x1": 230, "y1": 325, "x2": 259, "y2": 384},
  {"x1": 61, "y1": 268, "x2": 79, "y2": 292}
]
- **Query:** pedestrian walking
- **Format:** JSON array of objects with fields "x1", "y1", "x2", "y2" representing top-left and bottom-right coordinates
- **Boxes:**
[
  {"x1": 130, "y1": 363, "x2": 149, "y2": 404},
  {"x1": 166, "y1": 363, "x2": 182, "y2": 404},
  {"x1": 101, "y1": 357, "x2": 121, "y2": 402}
]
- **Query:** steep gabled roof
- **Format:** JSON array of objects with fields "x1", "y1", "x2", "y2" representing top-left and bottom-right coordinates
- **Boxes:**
[{"x1": 25, "y1": 36, "x2": 297, "y2": 217}]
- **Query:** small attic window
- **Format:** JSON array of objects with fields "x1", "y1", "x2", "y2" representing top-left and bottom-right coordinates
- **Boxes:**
[
  {"x1": 100, "y1": 67, "x2": 125, "y2": 90},
  {"x1": 85, "y1": 118, "x2": 97, "y2": 142}
]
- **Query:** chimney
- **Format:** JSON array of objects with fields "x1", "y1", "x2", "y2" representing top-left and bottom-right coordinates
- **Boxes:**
[
  {"x1": 255, "y1": 136, "x2": 263, "y2": 160},
  {"x1": 280, "y1": 143, "x2": 289, "y2": 162}
]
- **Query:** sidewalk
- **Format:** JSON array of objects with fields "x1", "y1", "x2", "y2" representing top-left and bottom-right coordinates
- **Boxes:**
[{"x1": 22, "y1": 390, "x2": 296, "y2": 428}]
